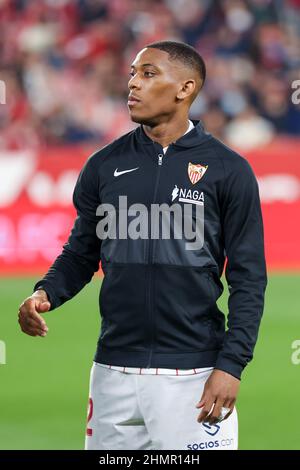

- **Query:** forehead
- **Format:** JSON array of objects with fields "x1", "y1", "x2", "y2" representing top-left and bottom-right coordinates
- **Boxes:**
[{"x1": 131, "y1": 47, "x2": 175, "y2": 71}]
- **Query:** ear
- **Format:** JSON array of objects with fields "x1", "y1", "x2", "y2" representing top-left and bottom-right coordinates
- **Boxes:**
[{"x1": 176, "y1": 79, "x2": 196, "y2": 101}]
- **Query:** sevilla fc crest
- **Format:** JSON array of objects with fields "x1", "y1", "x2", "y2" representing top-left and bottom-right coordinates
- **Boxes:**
[{"x1": 188, "y1": 162, "x2": 208, "y2": 185}]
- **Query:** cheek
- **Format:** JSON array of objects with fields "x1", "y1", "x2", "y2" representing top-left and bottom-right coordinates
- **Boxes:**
[
  {"x1": 147, "y1": 80, "x2": 177, "y2": 99},
  {"x1": 157, "y1": 92, "x2": 177, "y2": 112},
  {"x1": 149, "y1": 86, "x2": 177, "y2": 107},
  {"x1": 161, "y1": 83, "x2": 178, "y2": 101}
]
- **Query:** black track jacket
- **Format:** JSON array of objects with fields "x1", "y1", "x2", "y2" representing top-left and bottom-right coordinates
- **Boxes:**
[{"x1": 34, "y1": 120, "x2": 267, "y2": 379}]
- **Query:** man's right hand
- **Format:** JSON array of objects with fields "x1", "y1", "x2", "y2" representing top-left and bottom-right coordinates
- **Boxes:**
[{"x1": 18, "y1": 289, "x2": 51, "y2": 337}]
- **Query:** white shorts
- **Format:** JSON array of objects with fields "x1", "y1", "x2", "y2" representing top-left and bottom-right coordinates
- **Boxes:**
[{"x1": 85, "y1": 362, "x2": 238, "y2": 450}]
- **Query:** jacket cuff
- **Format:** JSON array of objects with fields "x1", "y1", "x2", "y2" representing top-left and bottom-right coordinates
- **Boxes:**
[
  {"x1": 33, "y1": 281, "x2": 58, "y2": 310},
  {"x1": 214, "y1": 355, "x2": 246, "y2": 380}
]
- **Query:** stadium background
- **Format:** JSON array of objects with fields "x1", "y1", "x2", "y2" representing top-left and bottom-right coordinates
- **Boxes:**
[{"x1": 0, "y1": 0, "x2": 300, "y2": 450}]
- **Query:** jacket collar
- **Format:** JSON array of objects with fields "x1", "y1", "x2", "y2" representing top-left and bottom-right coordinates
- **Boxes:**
[{"x1": 135, "y1": 120, "x2": 211, "y2": 148}]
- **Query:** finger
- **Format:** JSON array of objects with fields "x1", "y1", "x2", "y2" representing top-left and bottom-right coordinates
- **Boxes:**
[
  {"x1": 22, "y1": 329, "x2": 38, "y2": 337},
  {"x1": 196, "y1": 395, "x2": 205, "y2": 409},
  {"x1": 18, "y1": 311, "x2": 48, "y2": 333},
  {"x1": 19, "y1": 300, "x2": 47, "y2": 329},
  {"x1": 36, "y1": 301, "x2": 51, "y2": 313},
  {"x1": 19, "y1": 297, "x2": 42, "y2": 316},
  {"x1": 196, "y1": 380, "x2": 212, "y2": 409},
  {"x1": 20, "y1": 316, "x2": 48, "y2": 332},
  {"x1": 197, "y1": 398, "x2": 215, "y2": 423},
  {"x1": 205, "y1": 397, "x2": 225, "y2": 425},
  {"x1": 18, "y1": 311, "x2": 40, "y2": 326},
  {"x1": 22, "y1": 324, "x2": 48, "y2": 337},
  {"x1": 18, "y1": 314, "x2": 48, "y2": 336},
  {"x1": 222, "y1": 399, "x2": 236, "y2": 421},
  {"x1": 19, "y1": 324, "x2": 47, "y2": 337},
  {"x1": 195, "y1": 373, "x2": 214, "y2": 409}
]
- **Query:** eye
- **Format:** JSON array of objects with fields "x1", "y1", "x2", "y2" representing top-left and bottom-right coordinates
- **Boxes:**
[
  {"x1": 144, "y1": 71, "x2": 155, "y2": 77},
  {"x1": 129, "y1": 71, "x2": 135, "y2": 77}
]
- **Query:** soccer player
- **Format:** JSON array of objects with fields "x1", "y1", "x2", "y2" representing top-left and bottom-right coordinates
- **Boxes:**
[{"x1": 18, "y1": 41, "x2": 267, "y2": 450}]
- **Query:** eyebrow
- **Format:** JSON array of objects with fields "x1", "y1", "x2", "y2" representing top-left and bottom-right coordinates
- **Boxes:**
[{"x1": 130, "y1": 63, "x2": 160, "y2": 70}]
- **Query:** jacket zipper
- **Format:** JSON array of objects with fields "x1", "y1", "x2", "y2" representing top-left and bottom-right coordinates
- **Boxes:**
[{"x1": 146, "y1": 152, "x2": 164, "y2": 368}]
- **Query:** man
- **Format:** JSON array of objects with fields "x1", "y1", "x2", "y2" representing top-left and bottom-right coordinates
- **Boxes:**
[{"x1": 18, "y1": 41, "x2": 267, "y2": 450}]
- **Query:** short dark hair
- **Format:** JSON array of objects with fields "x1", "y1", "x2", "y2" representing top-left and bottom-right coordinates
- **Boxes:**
[{"x1": 145, "y1": 40, "x2": 206, "y2": 90}]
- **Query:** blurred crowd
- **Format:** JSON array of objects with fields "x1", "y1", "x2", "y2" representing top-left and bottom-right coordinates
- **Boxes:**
[{"x1": 0, "y1": 0, "x2": 300, "y2": 151}]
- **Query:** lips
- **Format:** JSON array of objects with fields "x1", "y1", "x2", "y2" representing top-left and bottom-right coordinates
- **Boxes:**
[{"x1": 128, "y1": 95, "x2": 141, "y2": 106}]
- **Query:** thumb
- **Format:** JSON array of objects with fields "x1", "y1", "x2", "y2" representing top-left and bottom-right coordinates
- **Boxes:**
[
  {"x1": 195, "y1": 391, "x2": 206, "y2": 409},
  {"x1": 37, "y1": 301, "x2": 51, "y2": 313}
]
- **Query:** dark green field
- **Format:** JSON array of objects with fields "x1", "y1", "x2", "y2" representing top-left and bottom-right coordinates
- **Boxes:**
[{"x1": 0, "y1": 274, "x2": 299, "y2": 449}]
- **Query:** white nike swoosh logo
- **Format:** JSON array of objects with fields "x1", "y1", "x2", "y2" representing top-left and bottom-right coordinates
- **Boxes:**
[{"x1": 114, "y1": 167, "x2": 139, "y2": 177}]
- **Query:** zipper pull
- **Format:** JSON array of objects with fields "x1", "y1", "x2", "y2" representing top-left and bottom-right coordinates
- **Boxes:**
[{"x1": 158, "y1": 153, "x2": 163, "y2": 166}]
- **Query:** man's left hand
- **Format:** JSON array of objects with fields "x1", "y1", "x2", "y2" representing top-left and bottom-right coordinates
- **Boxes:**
[{"x1": 196, "y1": 369, "x2": 240, "y2": 425}]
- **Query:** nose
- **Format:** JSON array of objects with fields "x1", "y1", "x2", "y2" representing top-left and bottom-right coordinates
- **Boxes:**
[{"x1": 128, "y1": 73, "x2": 141, "y2": 90}]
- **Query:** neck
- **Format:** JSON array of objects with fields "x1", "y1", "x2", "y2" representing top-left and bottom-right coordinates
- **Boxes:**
[{"x1": 142, "y1": 115, "x2": 190, "y2": 148}]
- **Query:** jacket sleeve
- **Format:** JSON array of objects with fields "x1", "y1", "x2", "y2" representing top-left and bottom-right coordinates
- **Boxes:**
[
  {"x1": 214, "y1": 156, "x2": 267, "y2": 380},
  {"x1": 33, "y1": 153, "x2": 102, "y2": 310}
]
